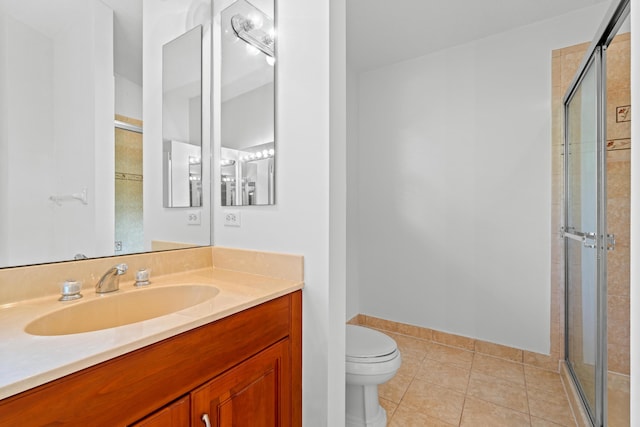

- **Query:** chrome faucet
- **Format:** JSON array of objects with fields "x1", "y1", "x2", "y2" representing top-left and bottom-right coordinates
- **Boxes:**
[{"x1": 95, "y1": 263, "x2": 128, "y2": 294}]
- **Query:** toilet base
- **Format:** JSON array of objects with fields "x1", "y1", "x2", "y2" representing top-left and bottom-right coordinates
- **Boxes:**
[{"x1": 345, "y1": 383, "x2": 387, "y2": 427}]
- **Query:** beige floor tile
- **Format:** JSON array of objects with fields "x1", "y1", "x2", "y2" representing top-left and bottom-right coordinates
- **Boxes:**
[
  {"x1": 379, "y1": 373, "x2": 413, "y2": 404},
  {"x1": 529, "y1": 395, "x2": 576, "y2": 426},
  {"x1": 348, "y1": 317, "x2": 628, "y2": 426},
  {"x1": 526, "y1": 382, "x2": 570, "y2": 406},
  {"x1": 415, "y1": 358, "x2": 471, "y2": 393},
  {"x1": 472, "y1": 353, "x2": 525, "y2": 385},
  {"x1": 608, "y1": 385, "x2": 630, "y2": 427},
  {"x1": 386, "y1": 332, "x2": 430, "y2": 359},
  {"x1": 460, "y1": 397, "x2": 531, "y2": 427},
  {"x1": 424, "y1": 342, "x2": 474, "y2": 369},
  {"x1": 531, "y1": 416, "x2": 574, "y2": 426},
  {"x1": 525, "y1": 365, "x2": 566, "y2": 396},
  {"x1": 401, "y1": 380, "x2": 465, "y2": 425},
  {"x1": 467, "y1": 371, "x2": 529, "y2": 413},
  {"x1": 396, "y1": 350, "x2": 425, "y2": 378},
  {"x1": 379, "y1": 397, "x2": 398, "y2": 420},
  {"x1": 389, "y1": 404, "x2": 456, "y2": 426}
]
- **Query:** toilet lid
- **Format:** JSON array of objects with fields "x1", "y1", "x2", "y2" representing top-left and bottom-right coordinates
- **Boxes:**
[{"x1": 346, "y1": 325, "x2": 398, "y2": 362}]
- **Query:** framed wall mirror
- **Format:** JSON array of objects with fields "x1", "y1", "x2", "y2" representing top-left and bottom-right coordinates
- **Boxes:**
[
  {"x1": 219, "y1": 0, "x2": 275, "y2": 206},
  {"x1": 0, "y1": 0, "x2": 212, "y2": 269}
]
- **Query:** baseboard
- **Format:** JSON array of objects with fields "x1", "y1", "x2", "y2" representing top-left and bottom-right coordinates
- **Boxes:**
[{"x1": 349, "y1": 313, "x2": 561, "y2": 372}]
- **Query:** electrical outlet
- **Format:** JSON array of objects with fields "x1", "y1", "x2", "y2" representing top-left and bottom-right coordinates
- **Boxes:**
[
  {"x1": 187, "y1": 211, "x2": 201, "y2": 225},
  {"x1": 224, "y1": 211, "x2": 241, "y2": 227}
]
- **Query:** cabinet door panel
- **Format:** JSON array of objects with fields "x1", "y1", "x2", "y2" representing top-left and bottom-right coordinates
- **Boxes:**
[
  {"x1": 193, "y1": 340, "x2": 288, "y2": 427},
  {"x1": 131, "y1": 396, "x2": 190, "y2": 427}
]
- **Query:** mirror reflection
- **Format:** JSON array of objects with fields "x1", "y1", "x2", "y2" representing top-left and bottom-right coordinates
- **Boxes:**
[
  {"x1": 220, "y1": 0, "x2": 275, "y2": 206},
  {"x1": 162, "y1": 25, "x2": 203, "y2": 208},
  {"x1": 0, "y1": 0, "x2": 212, "y2": 269}
]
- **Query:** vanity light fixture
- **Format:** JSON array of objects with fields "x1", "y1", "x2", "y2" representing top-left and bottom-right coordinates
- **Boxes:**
[
  {"x1": 220, "y1": 159, "x2": 236, "y2": 166},
  {"x1": 231, "y1": 13, "x2": 274, "y2": 58},
  {"x1": 238, "y1": 147, "x2": 275, "y2": 163}
]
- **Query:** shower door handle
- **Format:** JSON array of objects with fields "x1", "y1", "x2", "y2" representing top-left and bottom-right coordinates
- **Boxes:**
[{"x1": 561, "y1": 227, "x2": 597, "y2": 249}]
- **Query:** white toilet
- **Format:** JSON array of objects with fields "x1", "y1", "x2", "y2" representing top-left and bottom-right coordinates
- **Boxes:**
[{"x1": 346, "y1": 325, "x2": 402, "y2": 427}]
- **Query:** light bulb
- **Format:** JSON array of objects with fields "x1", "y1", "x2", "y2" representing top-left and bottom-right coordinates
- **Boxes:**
[
  {"x1": 266, "y1": 56, "x2": 275, "y2": 66},
  {"x1": 262, "y1": 149, "x2": 269, "y2": 157},
  {"x1": 247, "y1": 12, "x2": 263, "y2": 30},
  {"x1": 256, "y1": 152, "x2": 263, "y2": 159},
  {"x1": 269, "y1": 148, "x2": 275, "y2": 156}
]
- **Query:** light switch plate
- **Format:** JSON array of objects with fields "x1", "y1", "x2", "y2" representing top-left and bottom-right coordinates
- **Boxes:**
[
  {"x1": 187, "y1": 211, "x2": 201, "y2": 225},
  {"x1": 224, "y1": 211, "x2": 241, "y2": 227}
]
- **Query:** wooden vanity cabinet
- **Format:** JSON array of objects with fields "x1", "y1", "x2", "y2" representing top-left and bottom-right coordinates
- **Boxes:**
[
  {"x1": 0, "y1": 291, "x2": 301, "y2": 427},
  {"x1": 132, "y1": 396, "x2": 190, "y2": 427},
  {"x1": 133, "y1": 340, "x2": 289, "y2": 427},
  {"x1": 191, "y1": 339, "x2": 289, "y2": 427}
]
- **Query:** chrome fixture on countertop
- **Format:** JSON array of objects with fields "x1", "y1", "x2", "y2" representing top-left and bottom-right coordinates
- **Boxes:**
[{"x1": 96, "y1": 264, "x2": 128, "y2": 294}]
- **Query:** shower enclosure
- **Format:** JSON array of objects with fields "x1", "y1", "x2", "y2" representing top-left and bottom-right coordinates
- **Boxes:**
[
  {"x1": 562, "y1": 0, "x2": 629, "y2": 425},
  {"x1": 115, "y1": 116, "x2": 144, "y2": 255}
]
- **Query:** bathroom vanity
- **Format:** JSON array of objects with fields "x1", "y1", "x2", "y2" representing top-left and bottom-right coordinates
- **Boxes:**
[
  {"x1": 0, "y1": 247, "x2": 303, "y2": 427},
  {"x1": 0, "y1": 292, "x2": 300, "y2": 426}
]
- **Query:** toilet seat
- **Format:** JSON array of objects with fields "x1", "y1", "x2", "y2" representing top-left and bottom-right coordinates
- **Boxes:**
[{"x1": 346, "y1": 325, "x2": 399, "y2": 364}]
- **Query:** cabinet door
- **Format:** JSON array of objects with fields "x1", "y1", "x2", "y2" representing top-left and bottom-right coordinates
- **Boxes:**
[
  {"x1": 192, "y1": 340, "x2": 290, "y2": 427},
  {"x1": 130, "y1": 396, "x2": 190, "y2": 427}
]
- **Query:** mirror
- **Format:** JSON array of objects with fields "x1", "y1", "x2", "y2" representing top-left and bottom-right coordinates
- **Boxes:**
[
  {"x1": 219, "y1": 0, "x2": 275, "y2": 206},
  {"x1": 163, "y1": 25, "x2": 203, "y2": 208},
  {"x1": 0, "y1": 0, "x2": 212, "y2": 269}
]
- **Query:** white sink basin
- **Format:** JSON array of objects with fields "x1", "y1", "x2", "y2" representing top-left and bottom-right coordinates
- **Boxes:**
[{"x1": 25, "y1": 285, "x2": 219, "y2": 336}]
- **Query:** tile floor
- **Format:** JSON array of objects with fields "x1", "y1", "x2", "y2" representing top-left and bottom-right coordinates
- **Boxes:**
[{"x1": 375, "y1": 329, "x2": 577, "y2": 426}]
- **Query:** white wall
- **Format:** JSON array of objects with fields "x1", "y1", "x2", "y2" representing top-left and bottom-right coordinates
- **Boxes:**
[
  {"x1": 0, "y1": 11, "x2": 6, "y2": 264},
  {"x1": 143, "y1": 0, "x2": 211, "y2": 249},
  {"x1": 91, "y1": 1, "x2": 116, "y2": 260},
  {"x1": 346, "y1": 66, "x2": 359, "y2": 320},
  {"x1": 222, "y1": 82, "x2": 274, "y2": 150},
  {"x1": 0, "y1": 2, "x2": 113, "y2": 266},
  {"x1": 352, "y1": 4, "x2": 607, "y2": 354},
  {"x1": 115, "y1": 74, "x2": 142, "y2": 120},
  {"x1": 169, "y1": 140, "x2": 200, "y2": 206},
  {"x1": 1, "y1": 14, "x2": 55, "y2": 267},
  {"x1": 629, "y1": 1, "x2": 638, "y2": 424},
  {"x1": 52, "y1": 0, "x2": 114, "y2": 261},
  {"x1": 213, "y1": 0, "x2": 346, "y2": 424},
  {"x1": 162, "y1": 92, "x2": 192, "y2": 142}
]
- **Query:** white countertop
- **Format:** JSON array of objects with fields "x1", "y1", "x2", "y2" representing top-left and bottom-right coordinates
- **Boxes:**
[{"x1": 0, "y1": 267, "x2": 303, "y2": 400}]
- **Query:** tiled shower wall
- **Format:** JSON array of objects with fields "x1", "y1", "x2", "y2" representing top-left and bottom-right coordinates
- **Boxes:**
[
  {"x1": 551, "y1": 33, "x2": 630, "y2": 426},
  {"x1": 115, "y1": 114, "x2": 144, "y2": 254}
]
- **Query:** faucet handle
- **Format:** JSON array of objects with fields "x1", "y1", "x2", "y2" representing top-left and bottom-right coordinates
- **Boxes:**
[
  {"x1": 59, "y1": 280, "x2": 82, "y2": 301},
  {"x1": 134, "y1": 268, "x2": 151, "y2": 287},
  {"x1": 115, "y1": 263, "x2": 128, "y2": 275}
]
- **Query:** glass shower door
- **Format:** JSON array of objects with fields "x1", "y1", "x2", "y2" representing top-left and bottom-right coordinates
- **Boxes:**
[{"x1": 564, "y1": 51, "x2": 606, "y2": 425}]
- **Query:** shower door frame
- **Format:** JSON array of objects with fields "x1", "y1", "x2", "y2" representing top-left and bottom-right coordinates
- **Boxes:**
[
  {"x1": 563, "y1": 45, "x2": 607, "y2": 427},
  {"x1": 562, "y1": 0, "x2": 629, "y2": 425}
]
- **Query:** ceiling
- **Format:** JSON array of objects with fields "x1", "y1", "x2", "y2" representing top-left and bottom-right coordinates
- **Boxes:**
[
  {"x1": 347, "y1": 0, "x2": 609, "y2": 72},
  {"x1": 2, "y1": 0, "x2": 610, "y2": 84}
]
